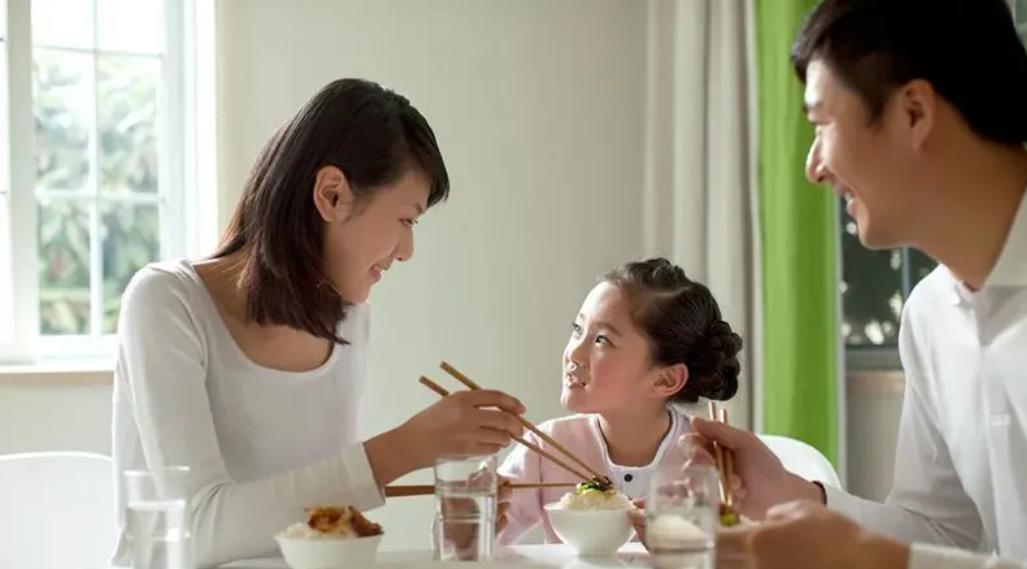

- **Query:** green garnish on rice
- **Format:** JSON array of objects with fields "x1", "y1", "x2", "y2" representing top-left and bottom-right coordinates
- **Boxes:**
[
  {"x1": 575, "y1": 476, "x2": 614, "y2": 495},
  {"x1": 719, "y1": 503, "x2": 740, "y2": 527}
]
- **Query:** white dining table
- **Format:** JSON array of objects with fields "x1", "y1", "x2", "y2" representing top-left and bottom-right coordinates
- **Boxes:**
[{"x1": 220, "y1": 543, "x2": 654, "y2": 568}]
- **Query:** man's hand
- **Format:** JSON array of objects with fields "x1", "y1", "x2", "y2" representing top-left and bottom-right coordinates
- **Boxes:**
[
  {"x1": 680, "y1": 417, "x2": 822, "y2": 520},
  {"x1": 716, "y1": 501, "x2": 910, "y2": 569}
]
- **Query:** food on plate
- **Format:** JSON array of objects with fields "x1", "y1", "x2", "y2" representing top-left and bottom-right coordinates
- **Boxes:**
[{"x1": 278, "y1": 506, "x2": 383, "y2": 540}]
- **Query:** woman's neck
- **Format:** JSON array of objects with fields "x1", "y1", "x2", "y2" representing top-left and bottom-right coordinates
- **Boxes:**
[
  {"x1": 194, "y1": 250, "x2": 335, "y2": 371},
  {"x1": 194, "y1": 250, "x2": 250, "y2": 323},
  {"x1": 597, "y1": 404, "x2": 672, "y2": 467}
]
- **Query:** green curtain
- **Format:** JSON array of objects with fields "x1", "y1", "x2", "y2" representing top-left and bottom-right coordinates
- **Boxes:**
[{"x1": 756, "y1": 0, "x2": 840, "y2": 466}]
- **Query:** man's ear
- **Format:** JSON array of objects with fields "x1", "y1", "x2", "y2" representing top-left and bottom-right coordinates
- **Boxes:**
[{"x1": 896, "y1": 79, "x2": 937, "y2": 152}]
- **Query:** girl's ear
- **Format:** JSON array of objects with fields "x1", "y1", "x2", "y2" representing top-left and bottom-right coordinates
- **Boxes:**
[{"x1": 651, "y1": 363, "x2": 688, "y2": 399}]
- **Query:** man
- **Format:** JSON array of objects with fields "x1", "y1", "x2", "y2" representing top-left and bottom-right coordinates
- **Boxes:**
[{"x1": 686, "y1": 1, "x2": 1027, "y2": 567}]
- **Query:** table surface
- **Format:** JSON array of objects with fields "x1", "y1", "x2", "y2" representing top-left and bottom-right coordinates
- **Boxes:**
[{"x1": 221, "y1": 543, "x2": 655, "y2": 568}]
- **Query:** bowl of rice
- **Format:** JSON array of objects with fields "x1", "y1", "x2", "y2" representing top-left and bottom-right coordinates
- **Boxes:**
[
  {"x1": 275, "y1": 506, "x2": 383, "y2": 569},
  {"x1": 544, "y1": 479, "x2": 635, "y2": 556}
]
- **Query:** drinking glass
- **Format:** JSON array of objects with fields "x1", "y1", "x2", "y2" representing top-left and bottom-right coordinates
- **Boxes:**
[{"x1": 431, "y1": 455, "x2": 497, "y2": 561}]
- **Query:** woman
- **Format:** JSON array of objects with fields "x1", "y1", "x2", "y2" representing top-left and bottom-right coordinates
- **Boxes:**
[{"x1": 111, "y1": 78, "x2": 524, "y2": 567}]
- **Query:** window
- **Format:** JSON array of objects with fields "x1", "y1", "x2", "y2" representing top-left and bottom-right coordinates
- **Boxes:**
[
  {"x1": 840, "y1": 203, "x2": 936, "y2": 352},
  {"x1": 1, "y1": 0, "x2": 215, "y2": 363},
  {"x1": 32, "y1": 0, "x2": 169, "y2": 344}
]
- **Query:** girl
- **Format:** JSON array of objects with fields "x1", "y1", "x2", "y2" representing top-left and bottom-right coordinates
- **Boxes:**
[
  {"x1": 112, "y1": 79, "x2": 525, "y2": 567},
  {"x1": 498, "y1": 257, "x2": 742, "y2": 544}
]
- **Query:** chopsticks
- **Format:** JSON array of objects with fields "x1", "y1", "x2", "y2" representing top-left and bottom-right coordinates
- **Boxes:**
[
  {"x1": 385, "y1": 482, "x2": 576, "y2": 498},
  {"x1": 418, "y1": 372, "x2": 596, "y2": 483},
  {"x1": 439, "y1": 361, "x2": 607, "y2": 482},
  {"x1": 707, "y1": 401, "x2": 735, "y2": 507}
]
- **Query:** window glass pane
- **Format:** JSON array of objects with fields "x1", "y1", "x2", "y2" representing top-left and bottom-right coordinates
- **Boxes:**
[
  {"x1": 908, "y1": 248, "x2": 937, "y2": 288},
  {"x1": 31, "y1": 0, "x2": 95, "y2": 50},
  {"x1": 98, "y1": 0, "x2": 163, "y2": 54},
  {"x1": 1016, "y1": 1, "x2": 1027, "y2": 43},
  {"x1": 101, "y1": 202, "x2": 158, "y2": 332},
  {"x1": 38, "y1": 197, "x2": 91, "y2": 335},
  {"x1": 33, "y1": 48, "x2": 93, "y2": 193},
  {"x1": 99, "y1": 55, "x2": 159, "y2": 194},
  {"x1": 840, "y1": 203, "x2": 902, "y2": 347}
]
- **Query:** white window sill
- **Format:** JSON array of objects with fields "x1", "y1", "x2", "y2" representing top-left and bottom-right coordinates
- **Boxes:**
[{"x1": 0, "y1": 358, "x2": 114, "y2": 386}]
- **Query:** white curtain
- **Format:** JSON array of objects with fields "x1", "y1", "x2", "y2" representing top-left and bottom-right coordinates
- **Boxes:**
[{"x1": 642, "y1": 0, "x2": 761, "y2": 430}]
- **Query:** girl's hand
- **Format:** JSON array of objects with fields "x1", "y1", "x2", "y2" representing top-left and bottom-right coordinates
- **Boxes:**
[
  {"x1": 496, "y1": 475, "x2": 513, "y2": 534},
  {"x1": 628, "y1": 497, "x2": 647, "y2": 548}
]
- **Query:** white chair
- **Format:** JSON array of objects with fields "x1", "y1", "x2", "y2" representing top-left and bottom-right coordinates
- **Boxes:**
[
  {"x1": 758, "y1": 434, "x2": 842, "y2": 488},
  {"x1": 0, "y1": 451, "x2": 116, "y2": 569}
]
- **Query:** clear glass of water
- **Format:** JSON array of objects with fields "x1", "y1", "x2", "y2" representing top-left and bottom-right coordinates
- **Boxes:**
[
  {"x1": 646, "y1": 464, "x2": 719, "y2": 569},
  {"x1": 431, "y1": 455, "x2": 497, "y2": 561},
  {"x1": 122, "y1": 466, "x2": 191, "y2": 569}
]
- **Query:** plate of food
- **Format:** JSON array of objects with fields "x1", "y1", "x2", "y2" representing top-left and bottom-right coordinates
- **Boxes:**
[{"x1": 275, "y1": 505, "x2": 383, "y2": 569}]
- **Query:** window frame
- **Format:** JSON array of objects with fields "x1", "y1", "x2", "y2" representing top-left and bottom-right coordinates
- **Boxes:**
[
  {"x1": 0, "y1": 0, "x2": 10, "y2": 345},
  {"x1": 1, "y1": 0, "x2": 39, "y2": 364},
  {"x1": 1015, "y1": 0, "x2": 1027, "y2": 44},
  {"x1": 0, "y1": 0, "x2": 216, "y2": 365}
]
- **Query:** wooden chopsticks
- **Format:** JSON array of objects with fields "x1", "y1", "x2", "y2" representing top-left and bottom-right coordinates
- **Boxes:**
[
  {"x1": 385, "y1": 482, "x2": 576, "y2": 498},
  {"x1": 708, "y1": 401, "x2": 735, "y2": 507},
  {"x1": 439, "y1": 361, "x2": 607, "y2": 482},
  {"x1": 419, "y1": 375, "x2": 593, "y2": 482}
]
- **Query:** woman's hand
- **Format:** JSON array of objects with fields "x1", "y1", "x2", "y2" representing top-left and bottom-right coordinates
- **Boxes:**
[
  {"x1": 366, "y1": 390, "x2": 525, "y2": 486},
  {"x1": 403, "y1": 389, "x2": 525, "y2": 463}
]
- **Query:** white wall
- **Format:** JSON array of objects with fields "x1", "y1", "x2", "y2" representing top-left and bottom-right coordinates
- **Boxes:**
[
  {"x1": 0, "y1": 377, "x2": 111, "y2": 455},
  {"x1": 846, "y1": 371, "x2": 903, "y2": 501}
]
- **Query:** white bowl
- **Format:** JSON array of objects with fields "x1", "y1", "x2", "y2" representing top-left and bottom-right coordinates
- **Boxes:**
[
  {"x1": 544, "y1": 503, "x2": 634, "y2": 556},
  {"x1": 275, "y1": 533, "x2": 382, "y2": 569}
]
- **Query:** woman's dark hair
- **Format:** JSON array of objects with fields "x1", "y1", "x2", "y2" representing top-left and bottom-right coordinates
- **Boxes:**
[
  {"x1": 214, "y1": 78, "x2": 449, "y2": 343},
  {"x1": 602, "y1": 258, "x2": 742, "y2": 404},
  {"x1": 791, "y1": 0, "x2": 1027, "y2": 144}
]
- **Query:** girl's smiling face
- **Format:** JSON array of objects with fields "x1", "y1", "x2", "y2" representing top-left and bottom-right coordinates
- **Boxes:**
[{"x1": 561, "y1": 282, "x2": 671, "y2": 414}]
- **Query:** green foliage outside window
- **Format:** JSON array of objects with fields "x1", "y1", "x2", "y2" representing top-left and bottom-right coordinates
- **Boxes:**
[{"x1": 34, "y1": 49, "x2": 160, "y2": 336}]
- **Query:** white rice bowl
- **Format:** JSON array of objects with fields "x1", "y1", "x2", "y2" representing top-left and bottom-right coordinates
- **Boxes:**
[
  {"x1": 546, "y1": 488, "x2": 635, "y2": 555},
  {"x1": 275, "y1": 524, "x2": 381, "y2": 569}
]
